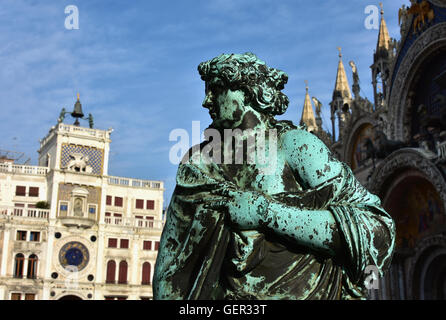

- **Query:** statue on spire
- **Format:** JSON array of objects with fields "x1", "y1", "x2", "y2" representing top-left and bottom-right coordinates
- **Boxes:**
[
  {"x1": 312, "y1": 97, "x2": 323, "y2": 119},
  {"x1": 349, "y1": 60, "x2": 361, "y2": 98}
]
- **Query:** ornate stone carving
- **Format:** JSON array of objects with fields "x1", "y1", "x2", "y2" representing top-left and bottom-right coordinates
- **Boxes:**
[
  {"x1": 369, "y1": 148, "x2": 446, "y2": 209},
  {"x1": 406, "y1": 234, "x2": 446, "y2": 299},
  {"x1": 65, "y1": 153, "x2": 93, "y2": 173},
  {"x1": 429, "y1": 0, "x2": 446, "y2": 8},
  {"x1": 388, "y1": 23, "x2": 446, "y2": 141},
  {"x1": 407, "y1": 1, "x2": 435, "y2": 34}
]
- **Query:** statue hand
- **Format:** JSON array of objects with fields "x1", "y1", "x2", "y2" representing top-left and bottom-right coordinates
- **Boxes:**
[{"x1": 205, "y1": 187, "x2": 269, "y2": 230}]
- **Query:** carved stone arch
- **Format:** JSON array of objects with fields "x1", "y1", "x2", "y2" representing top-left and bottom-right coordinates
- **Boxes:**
[
  {"x1": 388, "y1": 23, "x2": 446, "y2": 141},
  {"x1": 55, "y1": 292, "x2": 85, "y2": 300},
  {"x1": 343, "y1": 116, "x2": 377, "y2": 169},
  {"x1": 407, "y1": 234, "x2": 446, "y2": 299},
  {"x1": 369, "y1": 148, "x2": 446, "y2": 257},
  {"x1": 429, "y1": 0, "x2": 446, "y2": 8},
  {"x1": 369, "y1": 148, "x2": 446, "y2": 207}
]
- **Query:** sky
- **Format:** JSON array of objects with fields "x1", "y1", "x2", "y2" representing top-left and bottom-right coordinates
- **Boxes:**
[{"x1": 0, "y1": 0, "x2": 408, "y2": 206}]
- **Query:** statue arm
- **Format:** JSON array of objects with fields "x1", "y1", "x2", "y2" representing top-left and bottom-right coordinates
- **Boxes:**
[
  {"x1": 280, "y1": 129, "x2": 394, "y2": 276},
  {"x1": 281, "y1": 129, "x2": 344, "y2": 188},
  {"x1": 209, "y1": 189, "x2": 341, "y2": 257}
]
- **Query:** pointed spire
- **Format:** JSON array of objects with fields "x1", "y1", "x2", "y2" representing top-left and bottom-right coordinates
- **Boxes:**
[
  {"x1": 300, "y1": 80, "x2": 318, "y2": 132},
  {"x1": 377, "y1": 3, "x2": 391, "y2": 51},
  {"x1": 333, "y1": 47, "x2": 352, "y2": 100}
]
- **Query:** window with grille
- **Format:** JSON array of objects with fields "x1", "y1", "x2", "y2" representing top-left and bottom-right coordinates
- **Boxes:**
[
  {"x1": 11, "y1": 293, "x2": 21, "y2": 300},
  {"x1": 106, "y1": 260, "x2": 116, "y2": 284},
  {"x1": 14, "y1": 254, "x2": 25, "y2": 278},
  {"x1": 27, "y1": 254, "x2": 38, "y2": 279},
  {"x1": 30, "y1": 232, "x2": 40, "y2": 242},
  {"x1": 108, "y1": 238, "x2": 118, "y2": 248},
  {"x1": 29, "y1": 187, "x2": 39, "y2": 197},
  {"x1": 146, "y1": 200, "x2": 155, "y2": 210},
  {"x1": 141, "y1": 262, "x2": 151, "y2": 285},
  {"x1": 114, "y1": 197, "x2": 123, "y2": 207},
  {"x1": 16, "y1": 231, "x2": 27, "y2": 241},
  {"x1": 118, "y1": 261, "x2": 128, "y2": 284},
  {"x1": 15, "y1": 186, "x2": 26, "y2": 196},
  {"x1": 143, "y1": 240, "x2": 152, "y2": 250},
  {"x1": 120, "y1": 239, "x2": 129, "y2": 249},
  {"x1": 135, "y1": 199, "x2": 144, "y2": 209}
]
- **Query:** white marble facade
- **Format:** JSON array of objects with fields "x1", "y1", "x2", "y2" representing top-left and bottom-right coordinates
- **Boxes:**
[{"x1": 0, "y1": 120, "x2": 164, "y2": 300}]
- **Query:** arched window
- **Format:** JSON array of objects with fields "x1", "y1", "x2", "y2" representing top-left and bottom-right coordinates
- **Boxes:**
[
  {"x1": 141, "y1": 262, "x2": 151, "y2": 285},
  {"x1": 27, "y1": 254, "x2": 38, "y2": 279},
  {"x1": 14, "y1": 254, "x2": 25, "y2": 278},
  {"x1": 106, "y1": 260, "x2": 116, "y2": 284},
  {"x1": 118, "y1": 261, "x2": 128, "y2": 284}
]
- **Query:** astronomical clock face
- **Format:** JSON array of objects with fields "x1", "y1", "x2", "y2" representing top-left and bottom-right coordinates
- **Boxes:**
[{"x1": 59, "y1": 241, "x2": 90, "y2": 271}]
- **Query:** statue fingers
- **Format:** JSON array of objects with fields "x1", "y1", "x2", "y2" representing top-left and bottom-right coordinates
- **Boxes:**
[
  {"x1": 210, "y1": 187, "x2": 237, "y2": 198},
  {"x1": 203, "y1": 200, "x2": 228, "y2": 210}
]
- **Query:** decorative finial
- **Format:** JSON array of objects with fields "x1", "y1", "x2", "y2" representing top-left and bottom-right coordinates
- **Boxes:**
[
  {"x1": 305, "y1": 80, "x2": 309, "y2": 92},
  {"x1": 77, "y1": 93, "x2": 80, "y2": 101},
  {"x1": 379, "y1": 2, "x2": 384, "y2": 15},
  {"x1": 337, "y1": 47, "x2": 342, "y2": 58}
]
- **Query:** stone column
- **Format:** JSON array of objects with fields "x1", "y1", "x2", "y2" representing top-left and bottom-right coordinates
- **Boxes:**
[
  {"x1": 130, "y1": 236, "x2": 139, "y2": 285},
  {"x1": 0, "y1": 226, "x2": 10, "y2": 277},
  {"x1": 95, "y1": 228, "x2": 105, "y2": 287},
  {"x1": 43, "y1": 226, "x2": 55, "y2": 280}
]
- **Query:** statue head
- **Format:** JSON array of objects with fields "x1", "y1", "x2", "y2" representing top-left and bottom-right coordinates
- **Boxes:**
[{"x1": 198, "y1": 53, "x2": 289, "y2": 128}]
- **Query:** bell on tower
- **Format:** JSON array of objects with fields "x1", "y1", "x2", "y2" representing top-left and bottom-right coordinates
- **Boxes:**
[
  {"x1": 72, "y1": 93, "x2": 85, "y2": 126},
  {"x1": 57, "y1": 93, "x2": 94, "y2": 128}
]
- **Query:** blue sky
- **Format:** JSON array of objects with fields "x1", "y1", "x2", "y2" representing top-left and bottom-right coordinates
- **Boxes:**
[{"x1": 0, "y1": 0, "x2": 407, "y2": 205}]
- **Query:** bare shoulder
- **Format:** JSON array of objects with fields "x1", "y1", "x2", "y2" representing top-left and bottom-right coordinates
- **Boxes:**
[{"x1": 280, "y1": 129, "x2": 343, "y2": 188}]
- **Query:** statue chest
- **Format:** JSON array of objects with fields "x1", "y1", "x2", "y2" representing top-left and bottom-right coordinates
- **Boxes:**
[{"x1": 220, "y1": 150, "x2": 302, "y2": 195}]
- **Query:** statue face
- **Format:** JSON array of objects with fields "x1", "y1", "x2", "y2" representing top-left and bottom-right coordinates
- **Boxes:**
[{"x1": 202, "y1": 85, "x2": 245, "y2": 129}]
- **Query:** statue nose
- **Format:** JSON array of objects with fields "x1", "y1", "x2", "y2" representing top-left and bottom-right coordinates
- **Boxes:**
[{"x1": 202, "y1": 92, "x2": 214, "y2": 109}]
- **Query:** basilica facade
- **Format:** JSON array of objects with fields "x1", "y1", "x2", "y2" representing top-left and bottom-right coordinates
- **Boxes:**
[
  {"x1": 300, "y1": 0, "x2": 446, "y2": 299},
  {"x1": 0, "y1": 96, "x2": 164, "y2": 300}
]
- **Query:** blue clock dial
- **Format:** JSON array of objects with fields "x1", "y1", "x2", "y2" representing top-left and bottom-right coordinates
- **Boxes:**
[{"x1": 59, "y1": 241, "x2": 90, "y2": 271}]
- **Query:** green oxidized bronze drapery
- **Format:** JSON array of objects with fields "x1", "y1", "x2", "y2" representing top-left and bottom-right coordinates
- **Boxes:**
[
  {"x1": 154, "y1": 128, "x2": 395, "y2": 300},
  {"x1": 153, "y1": 53, "x2": 395, "y2": 300}
]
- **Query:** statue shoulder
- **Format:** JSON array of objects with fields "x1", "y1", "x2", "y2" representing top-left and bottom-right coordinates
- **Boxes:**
[{"x1": 280, "y1": 129, "x2": 343, "y2": 188}]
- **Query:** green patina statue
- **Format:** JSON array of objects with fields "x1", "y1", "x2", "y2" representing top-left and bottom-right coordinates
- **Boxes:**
[{"x1": 154, "y1": 53, "x2": 395, "y2": 300}]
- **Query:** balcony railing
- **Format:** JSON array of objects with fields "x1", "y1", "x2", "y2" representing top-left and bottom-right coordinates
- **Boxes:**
[
  {"x1": 0, "y1": 206, "x2": 50, "y2": 220},
  {"x1": 40, "y1": 123, "x2": 111, "y2": 149},
  {"x1": 0, "y1": 163, "x2": 48, "y2": 176},
  {"x1": 107, "y1": 176, "x2": 163, "y2": 190},
  {"x1": 104, "y1": 216, "x2": 164, "y2": 230}
]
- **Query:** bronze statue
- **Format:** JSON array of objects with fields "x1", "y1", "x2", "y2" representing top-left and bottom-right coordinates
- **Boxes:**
[{"x1": 154, "y1": 53, "x2": 395, "y2": 300}]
